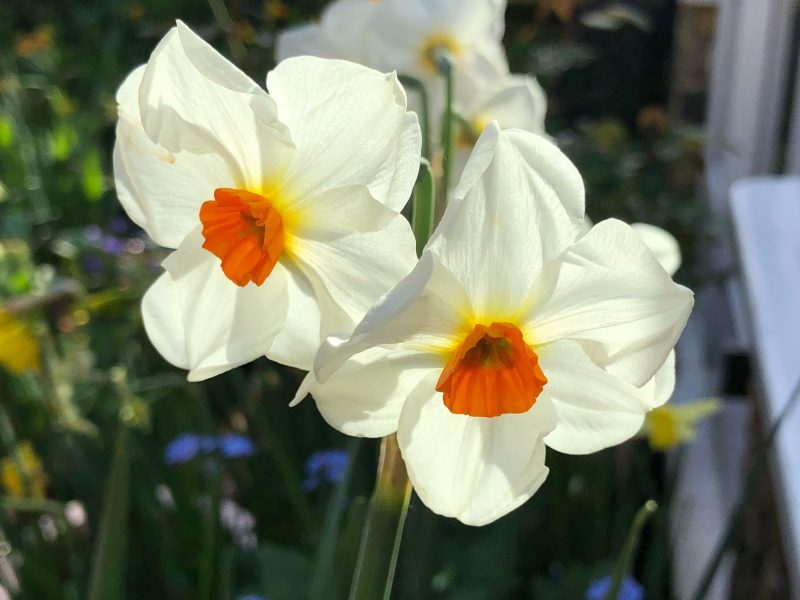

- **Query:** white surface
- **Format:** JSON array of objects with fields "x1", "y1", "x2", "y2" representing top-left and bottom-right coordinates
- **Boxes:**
[
  {"x1": 706, "y1": 0, "x2": 796, "y2": 185},
  {"x1": 730, "y1": 176, "x2": 800, "y2": 597},
  {"x1": 670, "y1": 291, "x2": 741, "y2": 600}
]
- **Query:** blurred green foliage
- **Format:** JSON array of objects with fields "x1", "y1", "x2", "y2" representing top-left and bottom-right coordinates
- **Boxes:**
[{"x1": 0, "y1": 1, "x2": 707, "y2": 599}]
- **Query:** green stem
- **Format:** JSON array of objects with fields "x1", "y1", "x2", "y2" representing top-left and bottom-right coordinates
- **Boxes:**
[
  {"x1": 310, "y1": 438, "x2": 361, "y2": 600},
  {"x1": 411, "y1": 160, "x2": 435, "y2": 257},
  {"x1": 348, "y1": 435, "x2": 412, "y2": 600},
  {"x1": 398, "y1": 76, "x2": 431, "y2": 161},
  {"x1": 605, "y1": 500, "x2": 658, "y2": 600},
  {"x1": 436, "y1": 53, "x2": 454, "y2": 206},
  {"x1": 690, "y1": 377, "x2": 800, "y2": 600},
  {"x1": 199, "y1": 463, "x2": 221, "y2": 600}
]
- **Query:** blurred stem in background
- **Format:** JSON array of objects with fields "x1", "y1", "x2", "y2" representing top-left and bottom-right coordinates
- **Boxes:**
[
  {"x1": 605, "y1": 500, "x2": 657, "y2": 600},
  {"x1": 436, "y1": 52, "x2": 454, "y2": 206},
  {"x1": 348, "y1": 434, "x2": 411, "y2": 600}
]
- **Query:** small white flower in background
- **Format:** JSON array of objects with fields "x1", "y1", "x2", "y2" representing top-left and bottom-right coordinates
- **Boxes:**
[
  {"x1": 277, "y1": 0, "x2": 508, "y2": 81},
  {"x1": 64, "y1": 500, "x2": 87, "y2": 528},
  {"x1": 452, "y1": 58, "x2": 548, "y2": 181},
  {"x1": 630, "y1": 223, "x2": 681, "y2": 277},
  {"x1": 114, "y1": 21, "x2": 420, "y2": 380},
  {"x1": 297, "y1": 124, "x2": 693, "y2": 525}
]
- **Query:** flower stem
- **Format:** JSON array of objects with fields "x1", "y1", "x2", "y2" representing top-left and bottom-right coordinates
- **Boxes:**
[
  {"x1": 604, "y1": 500, "x2": 658, "y2": 600},
  {"x1": 411, "y1": 160, "x2": 435, "y2": 257},
  {"x1": 436, "y1": 52, "x2": 454, "y2": 206},
  {"x1": 348, "y1": 434, "x2": 412, "y2": 600}
]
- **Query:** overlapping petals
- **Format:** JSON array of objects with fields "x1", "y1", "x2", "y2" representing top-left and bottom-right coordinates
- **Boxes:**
[
  {"x1": 113, "y1": 22, "x2": 421, "y2": 379},
  {"x1": 304, "y1": 124, "x2": 693, "y2": 524}
]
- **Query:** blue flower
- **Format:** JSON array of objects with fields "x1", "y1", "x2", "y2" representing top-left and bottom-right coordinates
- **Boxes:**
[
  {"x1": 164, "y1": 434, "x2": 215, "y2": 465},
  {"x1": 218, "y1": 434, "x2": 256, "y2": 458},
  {"x1": 238, "y1": 595, "x2": 269, "y2": 600},
  {"x1": 585, "y1": 575, "x2": 644, "y2": 600},
  {"x1": 165, "y1": 433, "x2": 256, "y2": 465},
  {"x1": 303, "y1": 449, "x2": 349, "y2": 492}
]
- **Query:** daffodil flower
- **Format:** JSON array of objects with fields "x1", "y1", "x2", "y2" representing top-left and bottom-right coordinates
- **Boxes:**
[
  {"x1": 0, "y1": 308, "x2": 40, "y2": 375},
  {"x1": 113, "y1": 22, "x2": 421, "y2": 380},
  {"x1": 277, "y1": 0, "x2": 507, "y2": 81},
  {"x1": 642, "y1": 397, "x2": 720, "y2": 451},
  {"x1": 453, "y1": 59, "x2": 548, "y2": 180},
  {"x1": 297, "y1": 124, "x2": 693, "y2": 525}
]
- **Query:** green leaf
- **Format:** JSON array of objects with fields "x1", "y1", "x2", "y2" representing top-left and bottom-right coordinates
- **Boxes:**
[
  {"x1": 81, "y1": 151, "x2": 105, "y2": 201},
  {"x1": 257, "y1": 542, "x2": 312, "y2": 600},
  {"x1": 50, "y1": 123, "x2": 78, "y2": 161},
  {"x1": 0, "y1": 116, "x2": 15, "y2": 148},
  {"x1": 87, "y1": 426, "x2": 130, "y2": 600}
]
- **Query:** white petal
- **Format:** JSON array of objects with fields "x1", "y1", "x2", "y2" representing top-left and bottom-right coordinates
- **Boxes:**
[
  {"x1": 276, "y1": 1, "x2": 379, "y2": 63},
  {"x1": 263, "y1": 267, "x2": 321, "y2": 370},
  {"x1": 398, "y1": 373, "x2": 555, "y2": 526},
  {"x1": 139, "y1": 21, "x2": 293, "y2": 188},
  {"x1": 289, "y1": 185, "x2": 418, "y2": 340},
  {"x1": 267, "y1": 57, "x2": 421, "y2": 212},
  {"x1": 638, "y1": 350, "x2": 676, "y2": 409},
  {"x1": 539, "y1": 340, "x2": 654, "y2": 455},
  {"x1": 142, "y1": 228, "x2": 289, "y2": 381},
  {"x1": 427, "y1": 125, "x2": 585, "y2": 318},
  {"x1": 298, "y1": 346, "x2": 441, "y2": 437},
  {"x1": 631, "y1": 223, "x2": 682, "y2": 276},
  {"x1": 527, "y1": 219, "x2": 693, "y2": 386},
  {"x1": 114, "y1": 66, "x2": 234, "y2": 248},
  {"x1": 313, "y1": 252, "x2": 470, "y2": 382}
]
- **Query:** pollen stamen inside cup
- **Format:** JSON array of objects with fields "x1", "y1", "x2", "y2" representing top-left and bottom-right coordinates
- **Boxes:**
[
  {"x1": 199, "y1": 188, "x2": 285, "y2": 287},
  {"x1": 436, "y1": 322, "x2": 547, "y2": 418},
  {"x1": 419, "y1": 33, "x2": 462, "y2": 72}
]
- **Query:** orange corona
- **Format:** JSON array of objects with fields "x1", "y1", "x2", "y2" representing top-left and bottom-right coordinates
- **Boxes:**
[
  {"x1": 199, "y1": 188, "x2": 285, "y2": 287},
  {"x1": 436, "y1": 322, "x2": 547, "y2": 418}
]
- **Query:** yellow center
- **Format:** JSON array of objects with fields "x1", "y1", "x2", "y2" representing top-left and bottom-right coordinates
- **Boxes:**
[{"x1": 419, "y1": 33, "x2": 463, "y2": 73}]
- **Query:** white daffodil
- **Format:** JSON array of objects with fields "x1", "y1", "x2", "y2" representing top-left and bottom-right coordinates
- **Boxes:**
[
  {"x1": 277, "y1": 0, "x2": 508, "y2": 81},
  {"x1": 453, "y1": 59, "x2": 548, "y2": 181},
  {"x1": 297, "y1": 124, "x2": 693, "y2": 525},
  {"x1": 114, "y1": 22, "x2": 421, "y2": 381}
]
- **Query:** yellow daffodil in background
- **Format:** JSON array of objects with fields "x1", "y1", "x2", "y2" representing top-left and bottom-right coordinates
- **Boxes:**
[
  {"x1": 1, "y1": 442, "x2": 47, "y2": 498},
  {"x1": 113, "y1": 22, "x2": 421, "y2": 380},
  {"x1": 296, "y1": 124, "x2": 693, "y2": 525},
  {"x1": 0, "y1": 309, "x2": 41, "y2": 375},
  {"x1": 642, "y1": 398, "x2": 721, "y2": 451}
]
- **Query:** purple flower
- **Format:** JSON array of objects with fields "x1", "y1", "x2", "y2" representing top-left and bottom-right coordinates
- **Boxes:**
[
  {"x1": 109, "y1": 215, "x2": 129, "y2": 235},
  {"x1": 303, "y1": 449, "x2": 349, "y2": 492},
  {"x1": 102, "y1": 236, "x2": 125, "y2": 256},
  {"x1": 217, "y1": 434, "x2": 256, "y2": 458},
  {"x1": 238, "y1": 595, "x2": 270, "y2": 600},
  {"x1": 82, "y1": 255, "x2": 103, "y2": 274},
  {"x1": 585, "y1": 575, "x2": 644, "y2": 600},
  {"x1": 164, "y1": 434, "x2": 215, "y2": 465}
]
